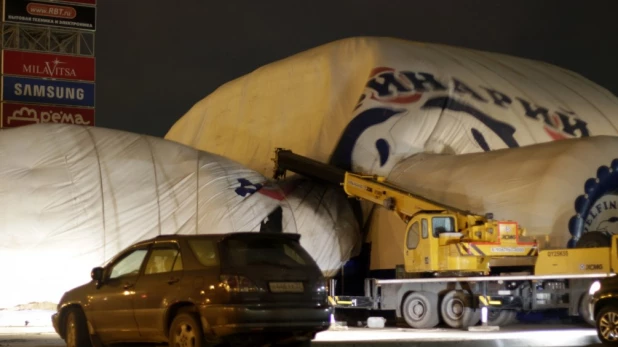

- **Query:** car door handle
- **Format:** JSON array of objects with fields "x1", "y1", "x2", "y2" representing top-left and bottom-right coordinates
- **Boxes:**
[
  {"x1": 167, "y1": 277, "x2": 180, "y2": 285},
  {"x1": 123, "y1": 282, "x2": 134, "y2": 290}
]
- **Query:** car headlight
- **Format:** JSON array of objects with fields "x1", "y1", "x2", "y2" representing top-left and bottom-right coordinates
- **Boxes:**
[{"x1": 589, "y1": 280, "x2": 601, "y2": 295}]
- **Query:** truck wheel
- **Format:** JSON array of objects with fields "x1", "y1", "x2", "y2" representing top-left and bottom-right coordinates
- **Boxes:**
[
  {"x1": 64, "y1": 307, "x2": 92, "y2": 347},
  {"x1": 596, "y1": 305, "x2": 618, "y2": 345},
  {"x1": 402, "y1": 292, "x2": 439, "y2": 329},
  {"x1": 506, "y1": 311, "x2": 519, "y2": 325},
  {"x1": 579, "y1": 293, "x2": 595, "y2": 326},
  {"x1": 488, "y1": 310, "x2": 517, "y2": 326},
  {"x1": 468, "y1": 308, "x2": 481, "y2": 326},
  {"x1": 440, "y1": 290, "x2": 477, "y2": 329},
  {"x1": 576, "y1": 231, "x2": 611, "y2": 248}
]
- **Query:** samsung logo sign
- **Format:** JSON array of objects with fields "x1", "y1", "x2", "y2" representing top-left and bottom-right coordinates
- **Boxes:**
[
  {"x1": 2, "y1": 76, "x2": 94, "y2": 107},
  {"x1": 14, "y1": 83, "x2": 85, "y2": 100}
]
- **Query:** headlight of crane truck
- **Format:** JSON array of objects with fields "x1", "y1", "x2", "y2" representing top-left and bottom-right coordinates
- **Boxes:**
[{"x1": 272, "y1": 148, "x2": 615, "y2": 330}]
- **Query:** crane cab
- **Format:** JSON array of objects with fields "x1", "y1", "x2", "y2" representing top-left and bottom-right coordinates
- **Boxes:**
[
  {"x1": 403, "y1": 214, "x2": 538, "y2": 275},
  {"x1": 404, "y1": 213, "x2": 486, "y2": 273}
]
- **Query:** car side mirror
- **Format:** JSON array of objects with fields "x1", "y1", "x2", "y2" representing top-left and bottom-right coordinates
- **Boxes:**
[{"x1": 91, "y1": 267, "x2": 104, "y2": 287}]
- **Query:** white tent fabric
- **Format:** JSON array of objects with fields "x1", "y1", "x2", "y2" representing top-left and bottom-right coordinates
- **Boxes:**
[
  {"x1": 387, "y1": 136, "x2": 618, "y2": 249},
  {"x1": 165, "y1": 37, "x2": 618, "y2": 270},
  {"x1": 277, "y1": 178, "x2": 359, "y2": 274},
  {"x1": 166, "y1": 36, "x2": 618, "y2": 179},
  {"x1": 0, "y1": 124, "x2": 356, "y2": 308}
]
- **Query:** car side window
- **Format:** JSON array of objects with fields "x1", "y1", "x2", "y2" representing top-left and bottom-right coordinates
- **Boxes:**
[
  {"x1": 406, "y1": 222, "x2": 420, "y2": 250},
  {"x1": 188, "y1": 239, "x2": 219, "y2": 267},
  {"x1": 109, "y1": 249, "x2": 149, "y2": 280},
  {"x1": 144, "y1": 244, "x2": 182, "y2": 275}
]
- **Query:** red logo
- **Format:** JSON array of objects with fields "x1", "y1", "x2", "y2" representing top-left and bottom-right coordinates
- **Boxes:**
[
  {"x1": 1, "y1": 102, "x2": 95, "y2": 128},
  {"x1": 26, "y1": 3, "x2": 77, "y2": 19},
  {"x1": 543, "y1": 113, "x2": 573, "y2": 141}
]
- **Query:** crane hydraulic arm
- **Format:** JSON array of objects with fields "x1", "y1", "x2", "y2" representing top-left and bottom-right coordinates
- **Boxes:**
[{"x1": 273, "y1": 148, "x2": 487, "y2": 223}]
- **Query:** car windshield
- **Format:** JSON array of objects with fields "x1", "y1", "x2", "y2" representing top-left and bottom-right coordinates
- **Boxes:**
[{"x1": 220, "y1": 234, "x2": 314, "y2": 268}]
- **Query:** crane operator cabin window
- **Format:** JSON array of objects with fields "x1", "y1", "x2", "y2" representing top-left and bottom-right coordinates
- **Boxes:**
[{"x1": 433, "y1": 217, "x2": 455, "y2": 237}]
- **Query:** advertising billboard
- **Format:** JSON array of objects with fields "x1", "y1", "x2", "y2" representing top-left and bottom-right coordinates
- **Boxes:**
[
  {"x1": 2, "y1": 76, "x2": 95, "y2": 107},
  {"x1": 56, "y1": 0, "x2": 95, "y2": 5},
  {"x1": 1, "y1": 102, "x2": 94, "y2": 127},
  {"x1": 3, "y1": 0, "x2": 96, "y2": 31},
  {"x1": 2, "y1": 50, "x2": 95, "y2": 82}
]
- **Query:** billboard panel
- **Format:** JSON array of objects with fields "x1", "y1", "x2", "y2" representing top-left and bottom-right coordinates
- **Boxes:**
[
  {"x1": 56, "y1": 0, "x2": 95, "y2": 5},
  {"x1": 2, "y1": 76, "x2": 95, "y2": 107},
  {"x1": 1, "y1": 102, "x2": 94, "y2": 127},
  {"x1": 2, "y1": 50, "x2": 95, "y2": 82},
  {"x1": 3, "y1": 0, "x2": 96, "y2": 31}
]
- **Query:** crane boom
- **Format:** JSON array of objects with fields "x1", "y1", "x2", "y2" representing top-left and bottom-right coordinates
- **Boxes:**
[
  {"x1": 273, "y1": 148, "x2": 486, "y2": 221},
  {"x1": 273, "y1": 148, "x2": 345, "y2": 184}
]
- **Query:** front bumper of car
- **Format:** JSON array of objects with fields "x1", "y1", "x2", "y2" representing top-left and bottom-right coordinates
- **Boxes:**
[
  {"x1": 589, "y1": 295, "x2": 600, "y2": 323},
  {"x1": 51, "y1": 312, "x2": 61, "y2": 336}
]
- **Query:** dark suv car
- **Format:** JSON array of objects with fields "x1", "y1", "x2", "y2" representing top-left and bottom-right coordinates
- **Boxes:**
[
  {"x1": 589, "y1": 276, "x2": 618, "y2": 345},
  {"x1": 51, "y1": 232, "x2": 331, "y2": 347}
]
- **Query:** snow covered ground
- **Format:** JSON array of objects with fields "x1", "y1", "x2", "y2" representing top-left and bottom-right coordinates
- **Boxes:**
[
  {"x1": 0, "y1": 303, "x2": 56, "y2": 328},
  {"x1": 0, "y1": 310, "x2": 54, "y2": 328}
]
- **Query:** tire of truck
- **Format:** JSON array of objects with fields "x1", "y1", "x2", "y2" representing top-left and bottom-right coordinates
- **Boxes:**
[
  {"x1": 575, "y1": 231, "x2": 611, "y2": 248},
  {"x1": 440, "y1": 290, "x2": 477, "y2": 329},
  {"x1": 401, "y1": 291, "x2": 440, "y2": 329},
  {"x1": 488, "y1": 309, "x2": 517, "y2": 326},
  {"x1": 595, "y1": 304, "x2": 618, "y2": 345},
  {"x1": 468, "y1": 308, "x2": 481, "y2": 327},
  {"x1": 579, "y1": 293, "x2": 595, "y2": 326}
]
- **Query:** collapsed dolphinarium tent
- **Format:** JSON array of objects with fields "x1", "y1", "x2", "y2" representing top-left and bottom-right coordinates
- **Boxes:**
[
  {"x1": 387, "y1": 136, "x2": 618, "y2": 247},
  {"x1": 165, "y1": 36, "x2": 618, "y2": 270},
  {"x1": 0, "y1": 124, "x2": 358, "y2": 308}
]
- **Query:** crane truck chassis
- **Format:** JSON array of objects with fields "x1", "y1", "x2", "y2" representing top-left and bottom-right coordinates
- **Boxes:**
[{"x1": 272, "y1": 148, "x2": 616, "y2": 329}]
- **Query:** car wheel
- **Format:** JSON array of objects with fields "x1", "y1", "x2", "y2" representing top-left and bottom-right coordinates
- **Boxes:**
[
  {"x1": 596, "y1": 305, "x2": 618, "y2": 345},
  {"x1": 169, "y1": 312, "x2": 205, "y2": 347},
  {"x1": 64, "y1": 308, "x2": 92, "y2": 347},
  {"x1": 401, "y1": 291, "x2": 439, "y2": 329}
]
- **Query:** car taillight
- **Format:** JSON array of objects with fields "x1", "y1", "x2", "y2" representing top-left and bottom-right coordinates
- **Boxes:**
[{"x1": 220, "y1": 275, "x2": 264, "y2": 293}]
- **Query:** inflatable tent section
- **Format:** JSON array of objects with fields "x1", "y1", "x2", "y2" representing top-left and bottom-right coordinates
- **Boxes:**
[{"x1": 0, "y1": 124, "x2": 357, "y2": 308}]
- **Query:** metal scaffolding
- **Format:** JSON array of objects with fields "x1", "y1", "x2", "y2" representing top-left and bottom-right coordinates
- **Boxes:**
[{"x1": 1, "y1": 23, "x2": 95, "y2": 56}]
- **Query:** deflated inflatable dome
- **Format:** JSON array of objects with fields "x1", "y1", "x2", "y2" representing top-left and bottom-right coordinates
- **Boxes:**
[
  {"x1": 166, "y1": 36, "x2": 618, "y2": 270},
  {"x1": 166, "y1": 36, "x2": 618, "y2": 177},
  {"x1": 0, "y1": 124, "x2": 357, "y2": 308}
]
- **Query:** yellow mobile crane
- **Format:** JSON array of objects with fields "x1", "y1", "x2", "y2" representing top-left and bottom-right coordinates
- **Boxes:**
[
  {"x1": 273, "y1": 148, "x2": 616, "y2": 330},
  {"x1": 273, "y1": 148, "x2": 539, "y2": 276}
]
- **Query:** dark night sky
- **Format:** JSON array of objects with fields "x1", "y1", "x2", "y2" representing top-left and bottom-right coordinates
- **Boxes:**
[{"x1": 95, "y1": 0, "x2": 618, "y2": 137}]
